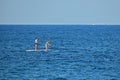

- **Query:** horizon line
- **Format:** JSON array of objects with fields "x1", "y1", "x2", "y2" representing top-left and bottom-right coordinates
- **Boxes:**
[{"x1": 0, "y1": 23, "x2": 120, "y2": 26}]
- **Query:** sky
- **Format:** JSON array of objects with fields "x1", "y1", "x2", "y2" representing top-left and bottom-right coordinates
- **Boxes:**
[{"x1": 0, "y1": 0, "x2": 120, "y2": 25}]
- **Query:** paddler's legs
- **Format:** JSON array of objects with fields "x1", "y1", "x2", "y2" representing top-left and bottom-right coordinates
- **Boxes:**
[
  {"x1": 35, "y1": 43, "x2": 38, "y2": 51},
  {"x1": 45, "y1": 44, "x2": 48, "y2": 52}
]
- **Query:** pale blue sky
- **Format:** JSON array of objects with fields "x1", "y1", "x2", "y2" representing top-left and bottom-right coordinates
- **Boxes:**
[{"x1": 0, "y1": 0, "x2": 120, "y2": 24}]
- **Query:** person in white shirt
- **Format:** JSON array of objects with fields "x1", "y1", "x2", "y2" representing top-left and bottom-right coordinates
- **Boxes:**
[{"x1": 35, "y1": 37, "x2": 38, "y2": 51}]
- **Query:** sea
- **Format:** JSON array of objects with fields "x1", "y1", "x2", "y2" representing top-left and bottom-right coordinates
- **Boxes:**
[{"x1": 0, "y1": 25, "x2": 120, "y2": 80}]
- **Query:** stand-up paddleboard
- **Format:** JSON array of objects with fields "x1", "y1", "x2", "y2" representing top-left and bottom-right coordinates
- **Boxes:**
[{"x1": 26, "y1": 49, "x2": 46, "y2": 52}]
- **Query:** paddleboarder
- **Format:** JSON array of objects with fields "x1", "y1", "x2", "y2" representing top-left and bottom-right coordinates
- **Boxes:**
[
  {"x1": 45, "y1": 40, "x2": 49, "y2": 52},
  {"x1": 35, "y1": 37, "x2": 38, "y2": 51}
]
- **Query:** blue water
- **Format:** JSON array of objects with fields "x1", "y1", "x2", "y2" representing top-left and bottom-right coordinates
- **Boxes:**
[{"x1": 0, "y1": 25, "x2": 120, "y2": 80}]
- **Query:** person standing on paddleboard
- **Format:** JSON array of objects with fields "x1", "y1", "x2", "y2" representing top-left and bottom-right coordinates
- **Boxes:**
[
  {"x1": 35, "y1": 37, "x2": 38, "y2": 51},
  {"x1": 45, "y1": 40, "x2": 49, "y2": 52}
]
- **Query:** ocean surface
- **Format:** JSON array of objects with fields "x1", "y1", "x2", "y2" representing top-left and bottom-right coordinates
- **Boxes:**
[{"x1": 0, "y1": 25, "x2": 120, "y2": 80}]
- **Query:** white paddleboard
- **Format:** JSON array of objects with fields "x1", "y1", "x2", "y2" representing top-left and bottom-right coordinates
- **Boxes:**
[{"x1": 26, "y1": 49, "x2": 46, "y2": 52}]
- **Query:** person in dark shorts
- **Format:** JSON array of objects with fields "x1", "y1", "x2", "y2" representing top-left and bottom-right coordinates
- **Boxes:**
[{"x1": 35, "y1": 37, "x2": 38, "y2": 51}]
